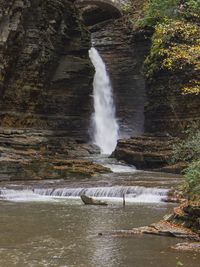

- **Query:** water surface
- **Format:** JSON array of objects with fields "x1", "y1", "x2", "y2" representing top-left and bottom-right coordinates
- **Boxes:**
[{"x1": 0, "y1": 200, "x2": 199, "y2": 267}]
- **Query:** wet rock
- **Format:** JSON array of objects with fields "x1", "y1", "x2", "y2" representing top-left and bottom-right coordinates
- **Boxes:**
[
  {"x1": 172, "y1": 242, "x2": 200, "y2": 252},
  {"x1": 81, "y1": 194, "x2": 108, "y2": 205},
  {"x1": 106, "y1": 220, "x2": 200, "y2": 241},
  {"x1": 0, "y1": 128, "x2": 110, "y2": 181},
  {"x1": 112, "y1": 134, "x2": 179, "y2": 171}
]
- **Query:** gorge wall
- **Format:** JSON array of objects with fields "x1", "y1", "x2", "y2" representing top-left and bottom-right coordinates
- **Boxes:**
[
  {"x1": 0, "y1": 0, "x2": 93, "y2": 140},
  {"x1": 0, "y1": 0, "x2": 99, "y2": 181},
  {"x1": 0, "y1": 0, "x2": 199, "y2": 178}
]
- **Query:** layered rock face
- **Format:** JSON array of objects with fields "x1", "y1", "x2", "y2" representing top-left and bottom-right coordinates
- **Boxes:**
[
  {"x1": 91, "y1": 20, "x2": 151, "y2": 137},
  {"x1": 0, "y1": 0, "x2": 104, "y2": 180},
  {"x1": 144, "y1": 74, "x2": 200, "y2": 135},
  {"x1": 112, "y1": 134, "x2": 180, "y2": 171},
  {"x1": 0, "y1": 0, "x2": 93, "y2": 140}
]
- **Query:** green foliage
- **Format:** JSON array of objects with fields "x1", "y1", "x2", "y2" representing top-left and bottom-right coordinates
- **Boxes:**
[
  {"x1": 144, "y1": 18, "x2": 200, "y2": 94},
  {"x1": 139, "y1": 0, "x2": 200, "y2": 28},
  {"x1": 183, "y1": 160, "x2": 200, "y2": 195},
  {"x1": 139, "y1": 0, "x2": 179, "y2": 27},
  {"x1": 122, "y1": 3, "x2": 133, "y2": 14},
  {"x1": 172, "y1": 129, "x2": 200, "y2": 163},
  {"x1": 183, "y1": 0, "x2": 200, "y2": 20},
  {"x1": 121, "y1": 1, "x2": 145, "y2": 29},
  {"x1": 172, "y1": 126, "x2": 200, "y2": 197}
]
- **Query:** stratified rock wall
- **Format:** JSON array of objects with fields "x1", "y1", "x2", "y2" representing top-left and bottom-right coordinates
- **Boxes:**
[
  {"x1": 91, "y1": 20, "x2": 151, "y2": 137},
  {"x1": 0, "y1": 0, "x2": 93, "y2": 140},
  {"x1": 0, "y1": 0, "x2": 96, "y2": 181},
  {"x1": 144, "y1": 74, "x2": 200, "y2": 135}
]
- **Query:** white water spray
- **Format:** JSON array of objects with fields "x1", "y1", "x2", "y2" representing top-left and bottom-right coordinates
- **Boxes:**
[
  {"x1": 89, "y1": 47, "x2": 119, "y2": 154},
  {"x1": 0, "y1": 186, "x2": 169, "y2": 203}
]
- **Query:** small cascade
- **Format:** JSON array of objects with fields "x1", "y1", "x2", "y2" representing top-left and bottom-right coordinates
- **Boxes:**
[
  {"x1": 89, "y1": 47, "x2": 119, "y2": 155},
  {"x1": 101, "y1": 163, "x2": 137, "y2": 173},
  {"x1": 0, "y1": 186, "x2": 169, "y2": 203},
  {"x1": 0, "y1": 189, "x2": 53, "y2": 202}
]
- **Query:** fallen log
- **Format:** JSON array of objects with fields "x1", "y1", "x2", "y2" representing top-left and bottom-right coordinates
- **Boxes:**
[{"x1": 81, "y1": 194, "x2": 108, "y2": 206}]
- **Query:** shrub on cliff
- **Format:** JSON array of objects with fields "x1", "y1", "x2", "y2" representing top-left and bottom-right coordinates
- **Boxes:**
[
  {"x1": 183, "y1": 160, "x2": 200, "y2": 196},
  {"x1": 139, "y1": 0, "x2": 200, "y2": 27},
  {"x1": 138, "y1": 0, "x2": 200, "y2": 96},
  {"x1": 172, "y1": 128, "x2": 200, "y2": 197},
  {"x1": 144, "y1": 19, "x2": 200, "y2": 94},
  {"x1": 172, "y1": 129, "x2": 200, "y2": 163},
  {"x1": 139, "y1": 0, "x2": 179, "y2": 27}
]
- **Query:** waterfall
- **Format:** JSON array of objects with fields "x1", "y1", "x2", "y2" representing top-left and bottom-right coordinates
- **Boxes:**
[
  {"x1": 89, "y1": 47, "x2": 119, "y2": 155},
  {"x1": 0, "y1": 186, "x2": 169, "y2": 203}
]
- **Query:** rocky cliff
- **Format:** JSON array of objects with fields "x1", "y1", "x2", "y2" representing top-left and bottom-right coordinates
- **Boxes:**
[
  {"x1": 0, "y1": 0, "x2": 105, "y2": 180},
  {"x1": 112, "y1": 1, "x2": 200, "y2": 171},
  {"x1": 0, "y1": 0, "x2": 93, "y2": 139}
]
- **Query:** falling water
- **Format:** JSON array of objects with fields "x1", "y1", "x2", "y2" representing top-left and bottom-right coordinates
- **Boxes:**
[
  {"x1": 89, "y1": 47, "x2": 119, "y2": 155},
  {"x1": 0, "y1": 186, "x2": 169, "y2": 203}
]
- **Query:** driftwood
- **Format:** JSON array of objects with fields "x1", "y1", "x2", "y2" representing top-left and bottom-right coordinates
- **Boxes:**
[{"x1": 80, "y1": 194, "x2": 108, "y2": 206}]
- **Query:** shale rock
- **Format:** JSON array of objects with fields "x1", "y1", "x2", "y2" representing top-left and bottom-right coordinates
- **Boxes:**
[
  {"x1": 0, "y1": 128, "x2": 110, "y2": 181},
  {"x1": 103, "y1": 220, "x2": 199, "y2": 241},
  {"x1": 0, "y1": 0, "x2": 93, "y2": 140},
  {"x1": 112, "y1": 134, "x2": 179, "y2": 171}
]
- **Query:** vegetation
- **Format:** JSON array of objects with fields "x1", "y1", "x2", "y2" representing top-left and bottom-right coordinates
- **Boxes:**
[
  {"x1": 141, "y1": 0, "x2": 200, "y2": 95},
  {"x1": 183, "y1": 160, "x2": 200, "y2": 196},
  {"x1": 121, "y1": 0, "x2": 145, "y2": 28},
  {"x1": 171, "y1": 126, "x2": 200, "y2": 197},
  {"x1": 139, "y1": 0, "x2": 200, "y2": 27},
  {"x1": 123, "y1": 0, "x2": 200, "y2": 196},
  {"x1": 139, "y1": 0, "x2": 179, "y2": 27},
  {"x1": 139, "y1": 1, "x2": 200, "y2": 196},
  {"x1": 122, "y1": 1, "x2": 200, "y2": 94},
  {"x1": 172, "y1": 129, "x2": 200, "y2": 163}
]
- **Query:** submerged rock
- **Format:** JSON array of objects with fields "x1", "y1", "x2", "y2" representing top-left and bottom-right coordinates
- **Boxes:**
[
  {"x1": 101, "y1": 200, "x2": 200, "y2": 254},
  {"x1": 172, "y1": 242, "x2": 200, "y2": 252},
  {"x1": 108, "y1": 220, "x2": 200, "y2": 241},
  {"x1": 81, "y1": 194, "x2": 108, "y2": 205},
  {"x1": 107, "y1": 220, "x2": 199, "y2": 241}
]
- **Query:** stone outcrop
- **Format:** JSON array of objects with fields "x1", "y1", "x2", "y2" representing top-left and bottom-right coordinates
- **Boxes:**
[
  {"x1": 112, "y1": 134, "x2": 181, "y2": 171},
  {"x1": 0, "y1": 128, "x2": 109, "y2": 180},
  {"x1": 108, "y1": 220, "x2": 200, "y2": 240}
]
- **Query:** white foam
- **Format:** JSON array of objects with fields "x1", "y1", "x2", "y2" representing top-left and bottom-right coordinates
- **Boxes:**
[
  {"x1": 103, "y1": 163, "x2": 137, "y2": 173},
  {"x1": 0, "y1": 189, "x2": 55, "y2": 202},
  {"x1": 0, "y1": 186, "x2": 168, "y2": 204},
  {"x1": 89, "y1": 47, "x2": 119, "y2": 155}
]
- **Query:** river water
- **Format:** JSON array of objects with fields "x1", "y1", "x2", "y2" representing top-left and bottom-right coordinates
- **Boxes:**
[{"x1": 0, "y1": 168, "x2": 200, "y2": 267}]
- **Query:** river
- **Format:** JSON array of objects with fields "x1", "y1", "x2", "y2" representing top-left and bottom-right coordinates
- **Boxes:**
[{"x1": 0, "y1": 167, "x2": 199, "y2": 267}]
